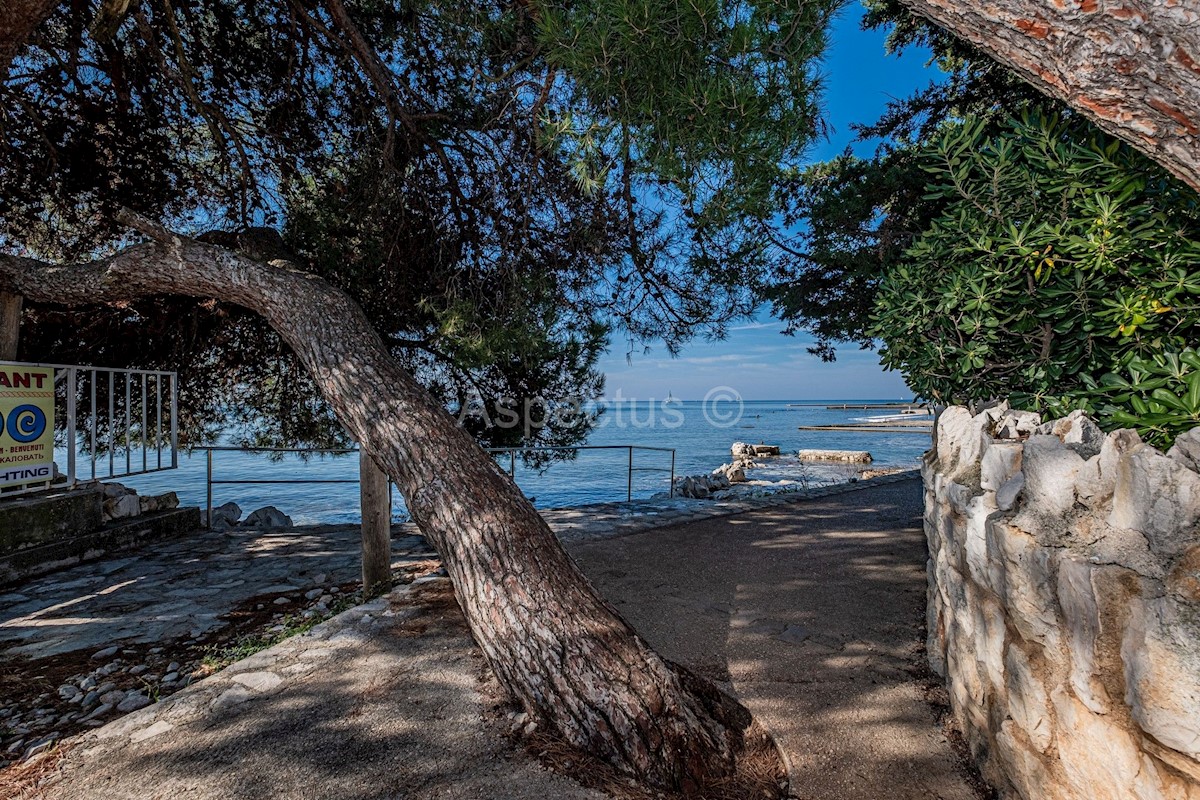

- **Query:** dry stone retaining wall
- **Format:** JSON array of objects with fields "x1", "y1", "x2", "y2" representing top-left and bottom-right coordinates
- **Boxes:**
[{"x1": 925, "y1": 404, "x2": 1200, "y2": 799}]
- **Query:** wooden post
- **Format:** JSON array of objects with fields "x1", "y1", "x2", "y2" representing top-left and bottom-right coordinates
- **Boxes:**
[
  {"x1": 0, "y1": 291, "x2": 21, "y2": 360},
  {"x1": 359, "y1": 447, "x2": 392, "y2": 599}
]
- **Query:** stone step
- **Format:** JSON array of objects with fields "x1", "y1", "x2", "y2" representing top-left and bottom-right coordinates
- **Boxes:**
[
  {"x1": 0, "y1": 507, "x2": 201, "y2": 585},
  {"x1": 0, "y1": 487, "x2": 104, "y2": 554}
]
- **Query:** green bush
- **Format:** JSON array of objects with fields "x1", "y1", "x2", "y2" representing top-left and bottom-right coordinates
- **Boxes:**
[{"x1": 870, "y1": 112, "x2": 1200, "y2": 447}]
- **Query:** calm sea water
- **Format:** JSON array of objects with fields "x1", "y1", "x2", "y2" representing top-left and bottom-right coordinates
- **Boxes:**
[{"x1": 113, "y1": 399, "x2": 930, "y2": 525}]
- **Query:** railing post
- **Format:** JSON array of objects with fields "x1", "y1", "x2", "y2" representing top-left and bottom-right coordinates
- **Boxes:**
[
  {"x1": 141, "y1": 373, "x2": 147, "y2": 472},
  {"x1": 205, "y1": 449, "x2": 213, "y2": 530},
  {"x1": 360, "y1": 448, "x2": 392, "y2": 599},
  {"x1": 627, "y1": 446, "x2": 633, "y2": 502},
  {"x1": 108, "y1": 371, "x2": 114, "y2": 477},
  {"x1": 124, "y1": 372, "x2": 131, "y2": 475},
  {"x1": 670, "y1": 449, "x2": 675, "y2": 498},
  {"x1": 65, "y1": 367, "x2": 77, "y2": 486},
  {"x1": 89, "y1": 369, "x2": 96, "y2": 480},
  {"x1": 169, "y1": 372, "x2": 178, "y2": 469}
]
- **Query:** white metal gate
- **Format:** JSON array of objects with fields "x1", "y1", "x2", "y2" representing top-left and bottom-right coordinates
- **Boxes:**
[{"x1": 1, "y1": 362, "x2": 179, "y2": 495}]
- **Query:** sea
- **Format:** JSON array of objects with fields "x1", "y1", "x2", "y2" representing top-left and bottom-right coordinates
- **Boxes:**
[{"x1": 113, "y1": 399, "x2": 931, "y2": 525}]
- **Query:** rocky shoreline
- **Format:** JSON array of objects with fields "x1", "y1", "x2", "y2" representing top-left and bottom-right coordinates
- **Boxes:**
[{"x1": 668, "y1": 441, "x2": 908, "y2": 500}]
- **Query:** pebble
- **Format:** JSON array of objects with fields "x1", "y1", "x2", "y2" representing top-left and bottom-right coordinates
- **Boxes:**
[
  {"x1": 91, "y1": 645, "x2": 119, "y2": 661},
  {"x1": 96, "y1": 682, "x2": 116, "y2": 695},
  {"x1": 161, "y1": 672, "x2": 179, "y2": 684},
  {"x1": 148, "y1": 647, "x2": 164, "y2": 654},
  {"x1": 304, "y1": 588, "x2": 323, "y2": 600},
  {"x1": 82, "y1": 702, "x2": 112, "y2": 721},
  {"x1": 81, "y1": 691, "x2": 100, "y2": 709},
  {"x1": 312, "y1": 573, "x2": 327, "y2": 585},
  {"x1": 129, "y1": 664, "x2": 148, "y2": 675},
  {"x1": 116, "y1": 693, "x2": 152, "y2": 713},
  {"x1": 79, "y1": 676, "x2": 97, "y2": 691},
  {"x1": 23, "y1": 732, "x2": 58, "y2": 760},
  {"x1": 167, "y1": 662, "x2": 180, "y2": 673},
  {"x1": 57, "y1": 685, "x2": 81, "y2": 701},
  {"x1": 318, "y1": 594, "x2": 332, "y2": 605},
  {"x1": 99, "y1": 690, "x2": 126, "y2": 705},
  {"x1": 273, "y1": 597, "x2": 291, "y2": 605}
]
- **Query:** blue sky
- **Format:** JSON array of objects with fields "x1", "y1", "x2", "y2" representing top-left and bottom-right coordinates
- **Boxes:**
[{"x1": 597, "y1": 3, "x2": 944, "y2": 401}]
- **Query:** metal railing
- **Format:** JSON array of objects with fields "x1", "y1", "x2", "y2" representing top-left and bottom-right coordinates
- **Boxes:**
[
  {"x1": 201, "y1": 445, "x2": 364, "y2": 528},
  {"x1": 199, "y1": 443, "x2": 677, "y2": 525},
  {"x1": 484, "y1": 444, "x2": 677, "y2": 502},
  {"x1": 2, "y1": 362, "x2": 179, "y2": 496}
]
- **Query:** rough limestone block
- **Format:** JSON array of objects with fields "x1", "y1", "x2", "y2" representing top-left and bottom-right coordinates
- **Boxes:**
[
  {"x1": 937, "y1": 406, "x2": 991, "y2": 481},
  {"x1": 796, "y1": 449, "x2": 871, "y2": 463},
  {"x1": 995, "y1": 721, "x2": 1053, "y2": 800},
  {"x1": 1004, "y1": 644, "x2": 1053, "y2": 753},
  {"x1": 1109, "y1": 445, "x2": 1200, "y2": 559},
  {"x1": 1168, "y1": 428, "x2": 1200, "y2": 473},
  {"x1": 982, "y1": 441, "x2": 1023, "y2": 492},
  {"x1": 964, "y1": 496, "x2": 1002, "y2": 593},
  {"x1": 1052, "y1": 686, "x2": 1143, "y2": 800},
  {"x1": 1122, "y1": 595, "x2": 1200, "y2": 761},
  {"x1": 996, "y1": 473, "x2": 1025, "y2": 512},
  {"x1": 1018, "y1": 435, "x2": 1085, "y2": 520},
  {"x1": 926, "y1": 558, "x2": 946, "y2": 677},
  {"x1": 1167, "y1": 546, "x2": 1200, "y2": 603},
  {"x1": 1056, "y1": 557, "x2": 1111, "y2": 715},
  {"x1": 947, "y1": 480, "x2": 973, "y2": 517},
  {"x1": 975, "y1": 594, "x2": 1008, "y2": 696},
  {"x1": 996, "y1": 409, "x2": 1042, "y2": 440},
  {"x1": 1072, "y1": 454, "x2": 1108, "y2": 509},
  {"x1": 103, "y1": 493, "x2": 141, "y2": 521},
  {"x1": 1040, "y1": 409, "x2": 1106, "y2": 459},
  {"x1": 996, "y1": 522, "x2": 1064, "y2": 659}
]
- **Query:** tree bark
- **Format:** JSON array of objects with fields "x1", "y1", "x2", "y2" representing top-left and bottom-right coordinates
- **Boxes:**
[
  {"x1": 359, "y1": 448, "x2": 392, "y2": 599},
  {"x1": 0, "y1": 291, "x2": 21, "y2": 361},
  {"x1": 0, "y1": 0, "x2": 55, "y2": 78},
  {"x1": 895, "y1": 0, "x2": 1200, "y2": 193},
  {"x1": 0, "y1": 228, "x2": 763, "y2": 794}
]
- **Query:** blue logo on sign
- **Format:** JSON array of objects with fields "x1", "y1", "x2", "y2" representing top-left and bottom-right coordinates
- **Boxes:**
[{"x1": 3, "y1": 405, "x2": 48, "y2": 443}]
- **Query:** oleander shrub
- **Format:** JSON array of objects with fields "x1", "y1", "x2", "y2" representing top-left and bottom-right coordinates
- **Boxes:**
[{"x1": 870, "y1": 112, "x2": 1200, "y2": 446}]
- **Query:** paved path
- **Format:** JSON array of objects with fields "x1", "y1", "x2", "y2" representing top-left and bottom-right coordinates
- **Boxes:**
[
  {"x1": 571, "y1": 477, "x2": 979, "y2": 800},
  {"x1": 1, "y1": 474, "x2": 917, "y2": 662},
  {"x1": 10, "y1": 475, "x2": 979, "y2": 800}
]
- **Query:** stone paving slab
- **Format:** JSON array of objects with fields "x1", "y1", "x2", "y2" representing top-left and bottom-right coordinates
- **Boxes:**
[
  {"x1": 0, "y1": 471, "x2": 918, "y2": 663},
  {"x1": 0, "y1": 527, "x2": 433, "y2": 660}
]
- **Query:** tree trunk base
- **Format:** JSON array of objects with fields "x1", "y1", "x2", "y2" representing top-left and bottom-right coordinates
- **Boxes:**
[{"x1": 515, "y1": 664, "x2": 788, "y2": 800}]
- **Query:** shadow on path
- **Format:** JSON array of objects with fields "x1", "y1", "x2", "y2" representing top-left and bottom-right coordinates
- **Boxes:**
[{"x1": 568, "y1": 477, "x2": 982, "y2": 800}]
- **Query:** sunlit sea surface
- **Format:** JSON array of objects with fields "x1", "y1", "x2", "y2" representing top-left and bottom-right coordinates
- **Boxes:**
[{"x1": 110, "y1": 399, "x2": 930, "y2": 525}]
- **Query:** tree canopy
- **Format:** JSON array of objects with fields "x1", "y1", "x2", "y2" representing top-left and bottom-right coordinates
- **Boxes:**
[{"x1": 2, "y1": 0, "x2": 837, "y2": 450}]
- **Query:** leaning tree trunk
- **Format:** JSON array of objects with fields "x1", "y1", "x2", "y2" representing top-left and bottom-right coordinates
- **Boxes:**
[
  {"x1": 0, "y1": 225, "x2": 763, "y2": 795},
  {"x1": 896, "y1": 0, "x2": 1200, "y2": 193}
]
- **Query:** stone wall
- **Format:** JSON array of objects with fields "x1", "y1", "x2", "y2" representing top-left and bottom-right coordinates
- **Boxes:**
[{"x1": 924, "y1": 404, "x2": 1200, "y2": 800}]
